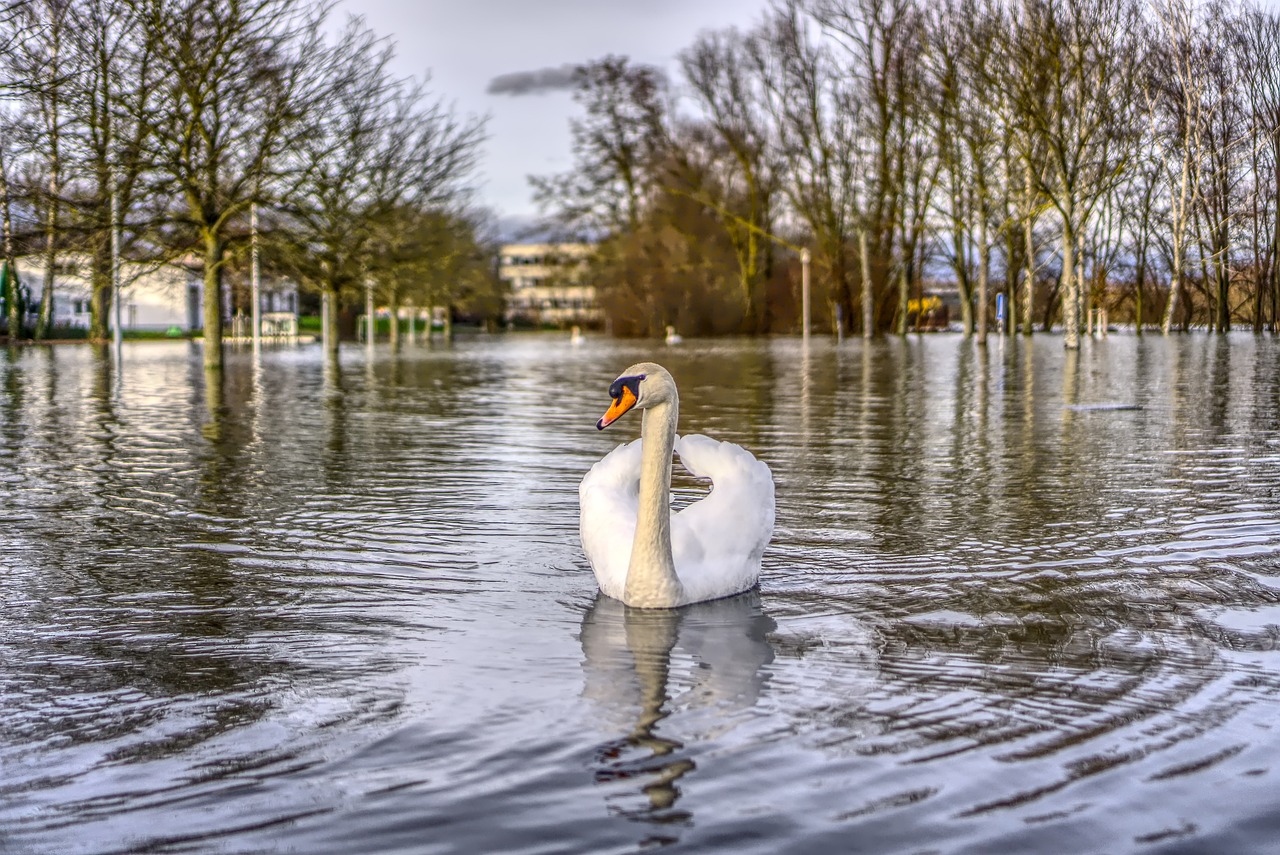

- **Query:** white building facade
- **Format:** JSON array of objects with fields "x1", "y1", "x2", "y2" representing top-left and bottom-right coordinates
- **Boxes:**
[
  {"x1": 15, "y1": 253, "x2": 298, "y2": 333},
  {"x1": 498, "y1": 243, "x2": 601, "y2": 328}
]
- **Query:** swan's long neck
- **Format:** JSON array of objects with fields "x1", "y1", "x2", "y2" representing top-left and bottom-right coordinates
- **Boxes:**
[{"x1": 624, "y1": 396, "x2": 685, "y2": 608}]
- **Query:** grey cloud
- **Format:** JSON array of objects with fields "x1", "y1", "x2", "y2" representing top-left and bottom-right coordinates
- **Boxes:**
[{"x1": 486, "y1": 65, "x2": 580, "y2": 96}]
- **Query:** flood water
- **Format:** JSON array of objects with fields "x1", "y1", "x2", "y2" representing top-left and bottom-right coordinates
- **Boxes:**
[{"x1": 2, "y1": 334, "x2": 1280, "y2": 854}]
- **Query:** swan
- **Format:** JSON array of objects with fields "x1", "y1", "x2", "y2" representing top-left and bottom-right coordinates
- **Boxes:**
[
  {"x1": 571, "y1": 325, "x2": 584, "y2": 345},
  {"x1": 664, "y1": 326, "x2": 683, "y2": 345},
  {"x1": 579, "y1": 362, "x2": 775, "y2": 608}
]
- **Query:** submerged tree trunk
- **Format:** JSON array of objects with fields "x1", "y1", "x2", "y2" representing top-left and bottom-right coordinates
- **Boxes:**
[
  {"x1": 1062, "y1": 219, "x2": 1080, "y2": 349},
  {"x1": 976, "y1": 206, "x2": 990, "y2": 345},
  {"x1": 1134, "y1": 245, "x2": 1147, "y2": 336},
  {"x1": 1216, "y1": 223, "x2": 1231, "y2": 333},
  {"x1": 323, "y1": 285, "x2": 340, "y2": 359},
  {"x1": 1273, "y1": 171, "x2": 1280, "y2": 331},
  {"x1": 1003, "y1": 224, "x2": 1017, "y2": 338},
  {"x1": 36, "y1": 173, "x2": 59, "y2": 341},
  {"x1": 1133, "y1": 195, "x2": 1151, "y2": 336},
  {"x1": 90, "y1": 243, "x2": 110, "y2": 341},
  {"x1": 1022, "y1": 161, "x2": 1035, "y2": 337},
  {"x1": 896, "y1": 261, "x2": 909, "y2": 336},
  {"x1": 859, "y1": 228, "x2": 873, "y2": 338},
  {"x1": 201, "y1": 230, "x2": 224, "y2": 371},
  {"x1": 0, "y1": 148, "x2": 20, "y2": 341},
  {"x1": 388, "y1": 290, "x2": 400, "y2": 351},
  {"x1": 953, "y1": 224, "x2": 974, "y2": 335}
]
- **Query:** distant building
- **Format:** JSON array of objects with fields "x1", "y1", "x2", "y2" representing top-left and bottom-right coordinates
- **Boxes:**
[
  {"x1": 498, "y1": 242, "x2": 600, "y2": 328},
  {"x1": 15, "y1": 253, "x2": 298, "y2": 333}
]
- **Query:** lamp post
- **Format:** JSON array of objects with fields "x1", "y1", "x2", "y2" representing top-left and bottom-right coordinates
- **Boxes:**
[
  {"x1": 250, "y1": 202, "x2": 260, "y2": 358},
  {"x1": 111, "y1": 178, "x2": 122, "y2": 361}
]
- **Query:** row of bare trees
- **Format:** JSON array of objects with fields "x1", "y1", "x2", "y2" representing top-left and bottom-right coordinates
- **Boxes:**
[
  {"x1": 537, "y1": 0, "x2": 1280, "y2": 346},
  {"x1": 0, "y1": 0, "x2": 491, "y2": 368}
]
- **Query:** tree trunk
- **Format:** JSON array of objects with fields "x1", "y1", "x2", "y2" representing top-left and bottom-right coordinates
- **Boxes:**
[
  {"x1": 36, "y1": 175, "x2": 58, "y2": 341},
  {"x1": 201, "y1": 229, "x2": 224, "y2": 371},
  {"x1": 90, "y1": 243, "x2": 110, "y2": 341},
  {"x1": 1022, "y1": 161, "x2": 1035, "y2": 337},
  {"x1": 1062, "y1": 219, "x2": 1080, "y2": 349},
  {"x1": 323, "y1": 285, "x2": 340, "y2": 359},
  {"x1": 1004, "y1": 225, "x2": 1017, "y2": 338},
  {"x1": 859, "y1": 228, "x2": 873, "y2": 338},
  {"x1": 0, "y1": 149, "x2": 19, "y2": 341},
  {"x1": 976, "y1": 206, "x2": 989, "y2": 345},
  {"x1": 1216, "y1": 224, "x2": 1230, "y2": 333},
  {"x1": 1162, "y1": 259, "x2": 1180, "y2": 336},
  {"x1": 1271, "y1": 143, "x2": 1280, "y2": 332},
  {"x1": 896, "y1": 260, "x2": 909, "y2": 336},
  {"x1": 388, "y1": 290, "x2": 400, "y2": 351},
  {"x1": 952, "y1": 227, "x2": 974, "y2": 335},
  {"x1": 1273, "y1": 176, "x2": 1280, "y2": 332},
  {"x1": 1134, "y1": 241, "x2": 1146, "y2": 336}
]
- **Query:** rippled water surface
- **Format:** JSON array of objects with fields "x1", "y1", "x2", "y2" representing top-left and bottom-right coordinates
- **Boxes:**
[{"x1": 3, "y1": 335, "x2": 1280, "y2": 854}]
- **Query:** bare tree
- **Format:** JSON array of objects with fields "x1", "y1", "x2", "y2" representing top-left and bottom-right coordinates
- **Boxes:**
[
  {"x1": 0, "y1": 1, "x2": 36, "y2": 340},
  {"x1": 1007, "y1": 0, "x2": 1142, "y2": 348},
  {"x1": 62, "y1": 0, "x2": 167, "y2": 342},
  {"x1": 277, "y1": 17, "x2": 483, "y2": 359},
  {"x1": 1239, "y1": 7, "x2": 1280, "y2": 331},
  {"x1": 810, "y1": 0, "x2": 923, "y2": 336},
  {"x1": 1184, "y1": 1, "x2": 1246, "y2": 332},
  {"x1": 680, "y1": 28, "x2": 780, "y2": 331},
  {"x1": 0, "y1": 116, "x2": 22, "y2": 339},
  {"x1": 8, "y1": 0, "x2": 76, "y2": 340},
  {"x1": 130, "y1": 0, "x2": 326, "y2": 370},
  {"x1": 369, "y1": 204, "x2": 500, "y2": 346},
  {"x1": 749, "y1": 2, "x2": 861, "y2": 334},
  {"x1": 532, "y1": 56, "x2": 668, "y2": 237}
]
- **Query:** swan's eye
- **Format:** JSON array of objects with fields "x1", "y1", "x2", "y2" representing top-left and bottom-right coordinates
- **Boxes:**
[{"x1": 609, "y1": 374, "x2": 645, "y2": 401}]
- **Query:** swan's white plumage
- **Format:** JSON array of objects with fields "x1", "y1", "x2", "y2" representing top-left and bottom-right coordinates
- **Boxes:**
[
  {"x1": 579, "y1": 432, "x2": 775, "y2": 605},
  {"x1": 579, "y1": 439, "x2": 643, "y2": 600}
]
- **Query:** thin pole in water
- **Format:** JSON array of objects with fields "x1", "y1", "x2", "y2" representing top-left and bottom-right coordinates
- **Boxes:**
[
  {"x1": 321, "y1": 290, "x2": 330, "y2": 351},
  {"x1": 110, "y1": 177, "x2": 121, "y2": 362},
  {"x1": 365, "y1": 277, "x2": 374, "y2": 352},
  {"x1": 801, "y1": 247, "x2": 811, "y2": 344},
  {"x1": 250, "y1": 202, "x2": 260, "y2": 359}
]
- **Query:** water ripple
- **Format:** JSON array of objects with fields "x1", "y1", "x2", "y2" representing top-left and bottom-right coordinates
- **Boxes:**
[{"x1": 2, "y1": 337, "x2": 1280, "y2": 852}]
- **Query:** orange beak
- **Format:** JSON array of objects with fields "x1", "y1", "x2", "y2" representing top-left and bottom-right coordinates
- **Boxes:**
[{"x1": 597, "y1": 386, "x2": 638, "y2": 430}]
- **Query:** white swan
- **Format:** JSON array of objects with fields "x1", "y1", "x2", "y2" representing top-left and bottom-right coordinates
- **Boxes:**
[
  {"x1": 579, "y1": 362, "x2": 775, "y2": 608},
  {"x1": 664, "y1": 326, "x2": 683, "y2": 345}
]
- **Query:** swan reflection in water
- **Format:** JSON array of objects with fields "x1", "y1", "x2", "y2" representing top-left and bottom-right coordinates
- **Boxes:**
[{"x1": 579, "y1": 590, "x2": 776, "y2": 824}]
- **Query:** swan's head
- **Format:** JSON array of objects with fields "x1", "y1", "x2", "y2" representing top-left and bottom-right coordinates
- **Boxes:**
[{"x1": 596, "y1": 362, "x2": 674, "y2": 430}]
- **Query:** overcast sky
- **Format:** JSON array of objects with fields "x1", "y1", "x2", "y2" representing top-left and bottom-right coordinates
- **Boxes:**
[{"x1": 334, "y1": 0, "x2": 772, "y2": 231}]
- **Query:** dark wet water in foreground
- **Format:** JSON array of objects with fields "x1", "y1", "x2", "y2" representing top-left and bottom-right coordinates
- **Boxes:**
[{"x1": 2, "y1": 334, "x2": 1280, "y2": 854}]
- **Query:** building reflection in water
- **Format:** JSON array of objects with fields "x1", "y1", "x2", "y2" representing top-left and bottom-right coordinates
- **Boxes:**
[{"x1": 578, "y1": 591, "x2": 775, "y2": 826}]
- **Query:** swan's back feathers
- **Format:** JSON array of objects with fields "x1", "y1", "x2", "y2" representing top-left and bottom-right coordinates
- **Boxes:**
[
  {"x1": 672, "y1": 434, "x2": 775, "y2": 603},
  {"x1": 580, "y1": 434, "x2": 775, "y2": 605},
  {"x1": 579, "y1": 439, "x2": 643, "y2": 600}
]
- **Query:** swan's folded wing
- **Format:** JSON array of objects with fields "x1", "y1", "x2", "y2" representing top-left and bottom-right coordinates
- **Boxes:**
[
  {"x1": 579, "y1": 438, "x2": 643, "y2": 599},
  {"x1": 672, "y1": 434, "x2": 776, "y2": 601}
]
